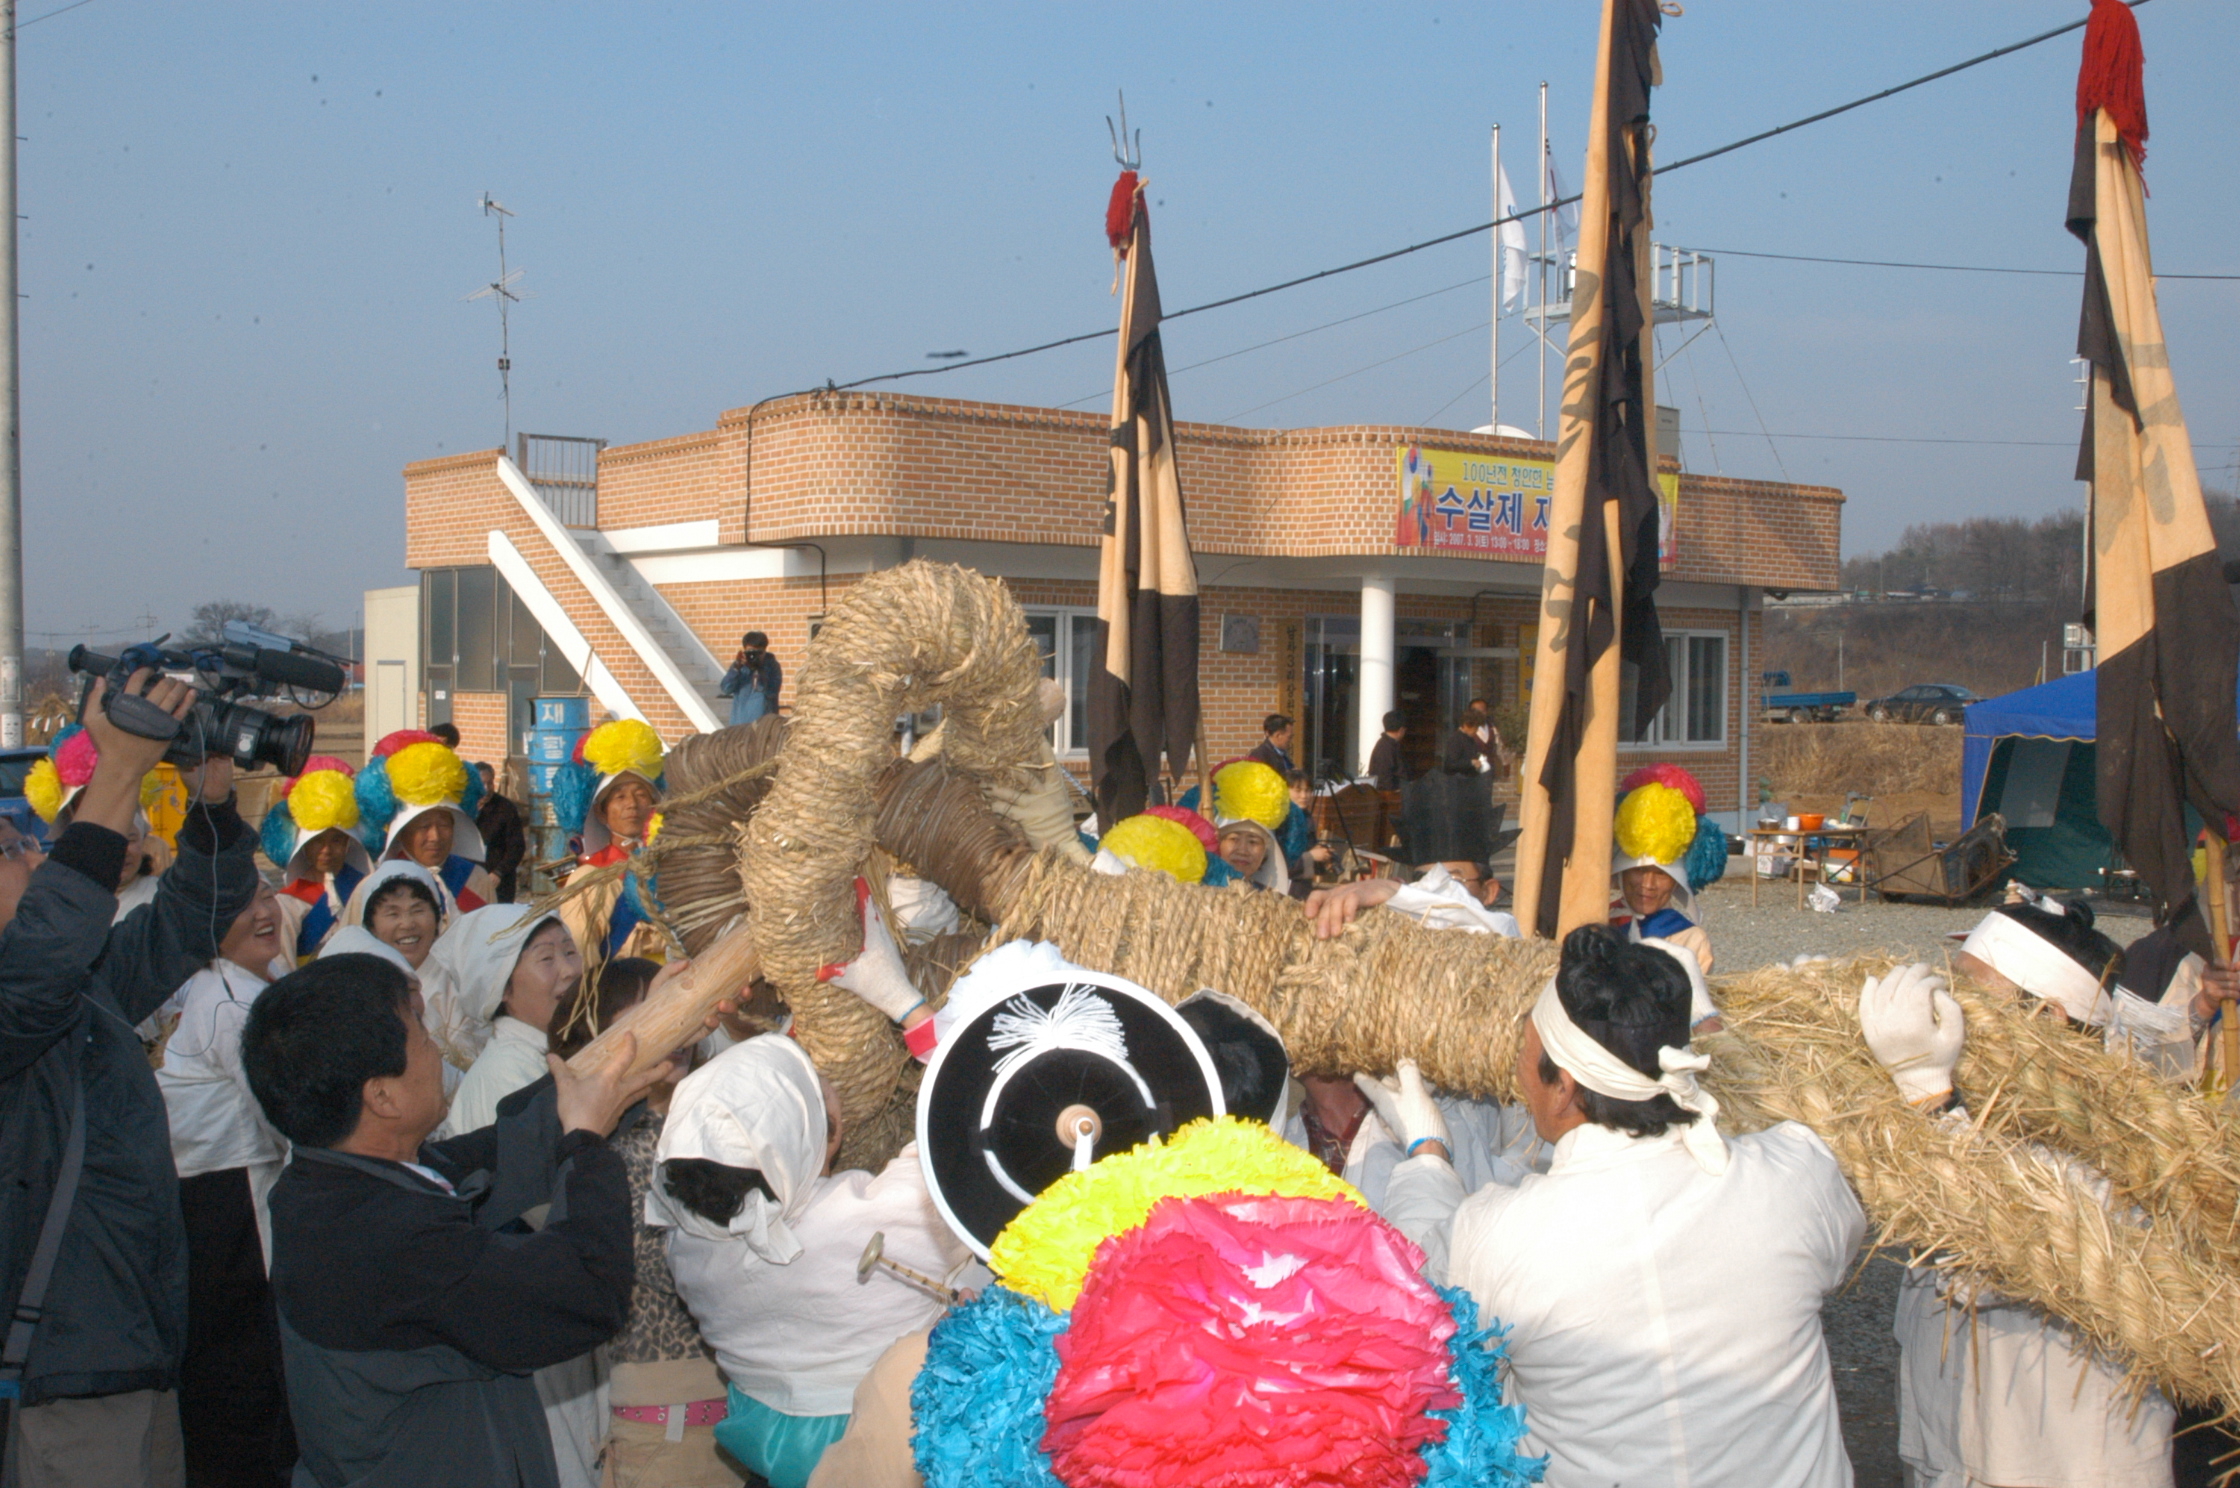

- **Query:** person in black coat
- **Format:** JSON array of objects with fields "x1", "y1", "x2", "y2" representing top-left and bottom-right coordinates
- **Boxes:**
[
  {"x1": 0, "y1": 672, "x2": 258, "y2": 1488},
  {"x1": 473, "y1": 762, "x2": 528, "y2": 904},
  {"x1": 1365, "y1": 710, "x2": 1409, "y2": 790},
  {"x1": 245, "y1": 955, "x2": 667, "y2": 1488}
]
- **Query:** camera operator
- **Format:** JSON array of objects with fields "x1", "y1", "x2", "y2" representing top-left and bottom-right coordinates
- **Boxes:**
[
  {"x1": 0, "y1": 670, "x2": 259, "y2": 1488},
  {"x1": 718, "y1": 631, "x2": 781, "y2": 727}
]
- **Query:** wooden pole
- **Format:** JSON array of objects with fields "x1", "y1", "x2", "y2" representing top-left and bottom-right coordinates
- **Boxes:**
[
  {"x1": 565, "y1": 917, "x2": 760, "y2": 1083},
  {"x1": 1514, "y1": 0, "x2": 1621, "y2": 939},
  {"x1": 2207, "y1": 835, "x2": 2235, "y2": 1091}
]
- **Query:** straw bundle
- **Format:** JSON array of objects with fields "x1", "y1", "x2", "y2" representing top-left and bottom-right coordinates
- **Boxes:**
[
  {"x1": 736, "y1": 561, "x2": 1047, "y2": 1165},
  {"x1": 657, "y1": 716, "x2": 790, "y2": 954},
  {"x1": 1707, "y1": 956, "x2": 2240, "y2": 1414},
  {"x1": 651, "y1": 558, "x2": 2240, "y2": 1413}
]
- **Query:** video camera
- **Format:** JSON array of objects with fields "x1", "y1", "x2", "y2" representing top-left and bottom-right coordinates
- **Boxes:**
[{"x1": 68, "y1": 619, "x2": 349, "y2": 777}]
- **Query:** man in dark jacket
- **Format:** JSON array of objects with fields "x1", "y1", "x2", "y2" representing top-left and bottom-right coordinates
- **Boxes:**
[
  {"x1": 0, "y1": 673, "x2": 257, "y2": 1488},
  {"x1": 245, "y1": 954, "x2": 662, "y2": 1488},
  {"x1": 1365, "y1": 710, "x2": 1409, "y2": 790},
  {"x1": 472, "y1": 762, "x2": 528, "y2": 903}
]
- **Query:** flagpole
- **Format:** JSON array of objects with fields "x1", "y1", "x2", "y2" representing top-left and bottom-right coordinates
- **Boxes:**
[
  {"x1": 1490, "y1": 123, "x2": 1501, "y2": 435},
  {"x1": 1537, "y1": 82, "x2": 1548, "y2": 443},
  {"x1": 1515, "y1": 0, "x2": 1625, "y2": 938}
]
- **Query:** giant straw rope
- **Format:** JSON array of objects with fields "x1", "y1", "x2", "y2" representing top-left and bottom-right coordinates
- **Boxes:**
[{"x1": 596, "y1": 559, "x2": 2240, "y2": 1417}]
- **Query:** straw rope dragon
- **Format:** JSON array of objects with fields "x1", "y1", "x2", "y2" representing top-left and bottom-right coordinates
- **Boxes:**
[{"x1": 565, "y1": 559, "x2": 2240, "y2": 1422}]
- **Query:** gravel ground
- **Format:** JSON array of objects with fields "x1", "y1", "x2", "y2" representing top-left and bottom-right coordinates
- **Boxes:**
[{"x1": 1696, "y1": 871, "x2": 2157, "y2": 974}]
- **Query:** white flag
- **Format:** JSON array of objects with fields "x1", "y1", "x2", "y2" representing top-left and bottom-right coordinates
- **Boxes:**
[
  {"x1": 1496, "y1": 160, "x2": 1528, "y2": 312},
  {"x1": 1545, "y1": 153, "x2": 1581, "y2": 248}
]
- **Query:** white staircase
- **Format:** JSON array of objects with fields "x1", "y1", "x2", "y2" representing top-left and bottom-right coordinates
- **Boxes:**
[{"x1": 493, "y1": 456, "x2": 726, "y2": 733}]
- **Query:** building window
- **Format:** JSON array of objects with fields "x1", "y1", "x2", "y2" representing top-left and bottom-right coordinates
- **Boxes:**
[
  {"x1": 420, "y1": 566, "x2": 585, "y2": 716},
  {"x1": 1630, "y1": 630, "x2": 1728, "y2": 748},
  {"x1": 1023, "y1": 608, "x2": 1096, "y2": 756}
]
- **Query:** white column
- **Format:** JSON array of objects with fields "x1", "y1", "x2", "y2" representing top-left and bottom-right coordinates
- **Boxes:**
[{"x1": 1357, "y1": 575, "x2": 1396, "y2": 775}]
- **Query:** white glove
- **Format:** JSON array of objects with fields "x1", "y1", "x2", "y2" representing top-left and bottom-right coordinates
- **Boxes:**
[
  {"x1": 1352, "y1": 1059, "x2": 1451, "y2": 1156},
  {"x1": 1859, "y1": 963, "x2": 1964, "y2": 1105},
  {"x1": 822, "y1": 878, "x2": 923, "y2": 1023}
]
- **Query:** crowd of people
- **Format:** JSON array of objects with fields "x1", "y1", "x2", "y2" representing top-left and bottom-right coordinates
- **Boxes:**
[{"x1": 0, "y1": 658, "x2": 2230, "y2": 1488}]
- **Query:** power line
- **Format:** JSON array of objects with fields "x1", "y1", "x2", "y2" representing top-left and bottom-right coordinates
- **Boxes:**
[
  {"x1": 1054, "y1": 270, "x2": 1492, "y2": 410},
  {"x1": 1218, "y1": 320, "x2": 1491, "y2": 425},
  {"x1": 802, "y1": 1, "x2": 2151, "y2": 400},
  {"x1": 13, "y1": 0, "x2": 97, "y2": 30},
  {"x1": 1678, "y1": 245, "x2": 2237, "y2": 281}
]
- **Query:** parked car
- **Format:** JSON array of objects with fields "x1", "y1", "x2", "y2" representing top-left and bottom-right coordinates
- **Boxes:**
[
  {"x1": 1864, "y1": 683, "x2": 1977, "y2": 726},
  {"x1": 0, "y1": 744, "x2": 47, "y2": 841}
]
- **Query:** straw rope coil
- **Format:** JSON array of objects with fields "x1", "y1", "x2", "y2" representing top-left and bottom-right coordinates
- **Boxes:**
[
  {"x1": 1706, "y1": 955, "x2": 2240, "y2": 1414},
  {"x1": 655, "y1": 716, "x2": 790, "y2": 953},
  {"x1": 736, "y1": 561, "x2": 1047, "y2": 1165}
]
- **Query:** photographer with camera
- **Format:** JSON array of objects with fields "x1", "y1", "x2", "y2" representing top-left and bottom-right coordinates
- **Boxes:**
[
  {"x1": 719, "y1": 630, "x2": 781, "y2": 727},
  {"x1": 0, "y1": 668, "x2": 260, "y2": 1488}
]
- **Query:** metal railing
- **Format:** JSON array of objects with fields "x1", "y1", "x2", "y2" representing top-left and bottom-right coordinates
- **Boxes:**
[{"x1": 516, "y1": 433, "x2": 606, "y2": 528}]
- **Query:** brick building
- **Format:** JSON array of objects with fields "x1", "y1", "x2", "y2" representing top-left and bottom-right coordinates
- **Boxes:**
[{"x1": 377, "y1": 390, "x2": 1841, "y2": 829}]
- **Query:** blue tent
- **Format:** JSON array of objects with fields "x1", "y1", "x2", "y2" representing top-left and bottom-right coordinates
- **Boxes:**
[{"x1": 1962, "y1": 668, "x2": 2240, "y2": 890}]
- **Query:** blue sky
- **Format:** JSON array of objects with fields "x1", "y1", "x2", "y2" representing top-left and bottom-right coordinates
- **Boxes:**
[{"x1": 19, "y1": 1, "x2": 2235, "y2": 640}]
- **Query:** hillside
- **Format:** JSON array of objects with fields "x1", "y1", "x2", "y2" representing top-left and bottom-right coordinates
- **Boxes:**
[{"x1": 1762, "y1": 599, "x2": 2076, "y2": 703}]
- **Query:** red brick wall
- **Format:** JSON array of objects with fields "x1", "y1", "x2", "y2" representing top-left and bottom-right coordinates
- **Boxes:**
[
  {"x1": 403, "y1": 397, "x2": 1819, "y2": 815},
  {"x1": 402, "y1": 449, "x2": 702, "y2": 741}
]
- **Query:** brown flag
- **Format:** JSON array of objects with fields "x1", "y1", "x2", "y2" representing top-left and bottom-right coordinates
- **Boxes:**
[
  {"x1": 2071, "y1": 0, "x2": 2240, "y2": 959},
  {"x1": 1089, "y1": 173, "x2": 1201, "y2": 825},
  {"x1": 1514, "y1": 0, "x2": 1669, "y2": 939}
]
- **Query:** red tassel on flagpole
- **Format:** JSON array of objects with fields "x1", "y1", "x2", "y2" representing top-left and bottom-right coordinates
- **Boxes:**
[
  {"x1": 1105, "y1": 170, "x2": 1140, "y2": 256},
  {"x1": 2077, "y1": 0, "x2": 2148, "y2": 170}
]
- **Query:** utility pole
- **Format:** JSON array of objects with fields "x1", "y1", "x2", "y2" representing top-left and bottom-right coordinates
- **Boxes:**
[{"x1": 0, "y1": 2, "x2": 22, "y2": 749}]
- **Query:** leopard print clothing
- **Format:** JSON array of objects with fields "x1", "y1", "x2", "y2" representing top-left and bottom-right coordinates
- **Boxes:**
[{"x1": 607, "y1": 1109, "x2": 717, "y2": 1368}]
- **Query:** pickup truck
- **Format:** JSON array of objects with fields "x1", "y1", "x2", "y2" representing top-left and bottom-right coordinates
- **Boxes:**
[{"x1": 1761, "y1": 671, "x2": 1854, "y2": 724}]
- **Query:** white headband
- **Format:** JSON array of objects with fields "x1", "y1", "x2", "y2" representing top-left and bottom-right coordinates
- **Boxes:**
[
  {"x1": 1959, "y1": 911, "x2": 2112, "y2": 1027},
  {"x1": 1531, "y1": 979, "x2": 1728, "y2": 1174}
]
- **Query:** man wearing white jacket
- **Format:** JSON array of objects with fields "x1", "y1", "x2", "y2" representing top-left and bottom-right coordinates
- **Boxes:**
[
  {"x1": 1860, "y1": 961, "x2": 2175, "y2": 1488},
  {"x1": 1377, "y1": 925, "x2": 1864, "y2": 1488}
]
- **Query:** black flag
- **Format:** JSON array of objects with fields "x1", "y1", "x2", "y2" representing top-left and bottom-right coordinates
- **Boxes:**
[
  {"x1": 1514, "y1": 0, "x2": 1668, "y2": 937},
  {"x1": 2071, "y1": 0, "x2": 2240, "y2": 956},
  {"x1": 1088, "y1": 174, "x2": 1200, "y2": 825}
]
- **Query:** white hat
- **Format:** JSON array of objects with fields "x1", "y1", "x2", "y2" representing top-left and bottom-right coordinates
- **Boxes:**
[{"x1": 648, "y1": 1035, "x2": 827, "y2": 1264}]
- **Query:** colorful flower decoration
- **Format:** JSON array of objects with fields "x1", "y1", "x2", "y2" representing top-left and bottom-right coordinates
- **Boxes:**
[
  {"x1": 552, "y1": 718, "x2": 666, "y2": 836},
  {"x1": 259, "y1": 755, "x2": 368, "y2": 867},
  {"x1": 1619, "y1": 762, "x2": 1706, "y2": 815},
  {"x1": 913, "y1": 1118, "x2": 1542, "y2": 1488},
  {"x1": 24, "y1": 725, "x2": 163, "y2": 823},
  {"x1": 1616, "y1": 765, "x2": 1728, "y2": 892},
  {"x1": 356, "y1": 728, "x2": 481, "y2": 836},
  {"x1": 1211, "y1": 759, "x2": 1290, "y2": 829},
  {"x1": 1045, "y1": 1192, "x2": 1458, "y2": 1488},
  {"x1": 1614, "y1": 781, "x2": 1697, "y2": 868},
  {"x1": 989, "y1": 1117, "x2": 1354, "y2": 1312},
  {"x1": 1141, "y1": 804, "x2": 1217, "y2": 853},
  {"x1": 1096, "y1": 813, "x2": 1207, "y2": 885}
]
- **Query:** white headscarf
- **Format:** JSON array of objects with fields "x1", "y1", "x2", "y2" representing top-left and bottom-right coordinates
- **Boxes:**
[
  {"x1": 1959, "y1": 909, "x2": 2114, "y2": 1026},
  {"x1": 316, "y1": 925, "x2": 421, "y2": 985},
  {"x1": 340, "y1": 859, "x2": 448, "y2": 931},
  {"x1": 382, "y1": 800, "x2": 486, "y2": 865},
  {"x1": 428, "y1": 904, "x2": 565, "y2": 1030},
  {"x1": 648, "y1": 1035, "x2": 827, "y2": 1264},
  {"x1": 1213, "y1": 817, "x2": 1290, "y2": 895},
  {"x1": 1531, "y1": 978, "x2": 1728, "y2": 1174}
]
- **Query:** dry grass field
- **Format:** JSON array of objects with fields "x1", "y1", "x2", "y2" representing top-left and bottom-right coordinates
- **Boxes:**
[{"x1": 1755, "y1": 719, "x2": 1965, "y2": 836}]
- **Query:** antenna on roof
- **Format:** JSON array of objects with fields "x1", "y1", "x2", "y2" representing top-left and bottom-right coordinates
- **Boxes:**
[{"x1": 462, "y1": 193, "x2": 531, "y2": 446}]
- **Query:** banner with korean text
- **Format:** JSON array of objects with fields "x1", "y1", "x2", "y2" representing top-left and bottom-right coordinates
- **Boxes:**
[{"x1": 1392, "y1": 442, "x2": 1677, "y2": 569}]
